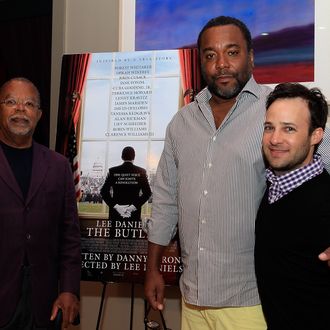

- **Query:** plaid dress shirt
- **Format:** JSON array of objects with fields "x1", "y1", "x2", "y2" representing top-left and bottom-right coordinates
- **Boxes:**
[{"x1": 266, "y1": 153, "x2": 324, "y2": 204}]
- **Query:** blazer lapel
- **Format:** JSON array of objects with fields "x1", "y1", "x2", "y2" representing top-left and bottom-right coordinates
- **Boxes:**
[
  {"x1": 25, "y1": 142, "x2": 50, "y2": 205},
  {"x1": 0, "y1": 144, "x2": 24, "y2": 201}
]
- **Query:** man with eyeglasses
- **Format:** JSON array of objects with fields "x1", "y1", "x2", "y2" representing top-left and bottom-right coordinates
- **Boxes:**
[{"x1": 0, "y1": 77, "x2": 81, "y2": 329}]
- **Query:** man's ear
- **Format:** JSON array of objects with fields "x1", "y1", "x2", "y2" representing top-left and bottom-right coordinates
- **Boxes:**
[
  {"x1": 311, "y1": 127, "x2": 324, "y2": 146},
  {"x1": 36, "y1": 109, "x2": 42, "y2": 122},
  {"x1": 249, "y1": 49, "x2": 254, "y2": 69}
]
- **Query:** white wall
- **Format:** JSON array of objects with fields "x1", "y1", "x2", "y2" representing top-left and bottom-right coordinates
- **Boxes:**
[
  {"x1": 50, "y1": 1, "x2": 181, "y2": 329},
  {"x1": 50, "y1": 0, "x2": 120, "y2": 148}
]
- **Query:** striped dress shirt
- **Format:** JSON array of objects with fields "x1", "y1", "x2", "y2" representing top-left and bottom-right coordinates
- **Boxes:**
[{"x1": 148, "y1": 76, "x2": 330, "y2": 307}]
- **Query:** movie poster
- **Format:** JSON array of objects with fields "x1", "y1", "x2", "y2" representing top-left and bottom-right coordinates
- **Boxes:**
[
  {"x1": 80, "y1": 217, "x2": 182, "y2": 285},
  {"x1": 57, "y1": 50, "x2": 190, "y2": 284}
]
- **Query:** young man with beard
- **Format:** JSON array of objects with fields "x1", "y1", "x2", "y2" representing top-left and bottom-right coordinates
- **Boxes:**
[
  {"x1": 255, "y1": 83, "x2": 330, "y2": 330},
  {"x1": 144, "y1": 16, "x2": 330, "y2": 329}
]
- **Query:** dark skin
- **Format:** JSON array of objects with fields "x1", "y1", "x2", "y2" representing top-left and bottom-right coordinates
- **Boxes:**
[
  {"x1": 199, "y1": 25, "x2": 254, "y2": 128},
  {"x1": 50, "y1": 293, "x2": 80, "y2": 329},
  {"x1": 145, "y1": 242, "x2": 166, "y2": 311},
  {"x1": 144, "y1": 24, "x2": 255, "y2": 311},
  {"x1": 0, "y1": 80, "x2": 42, "y2": 148}
]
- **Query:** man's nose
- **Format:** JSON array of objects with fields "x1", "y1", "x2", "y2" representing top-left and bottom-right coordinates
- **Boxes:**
[
  {"x1": 269, "y1": 130, "x2": 282, "y2": 144},
  {"x1": 15, "y1": 101, "x2": 26, "y2": 111},
  {"x1": 216, "y1": 55, "x2": 229, "y2": 70}
]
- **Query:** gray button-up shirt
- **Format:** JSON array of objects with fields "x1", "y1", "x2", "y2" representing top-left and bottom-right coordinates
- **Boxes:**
[{"x1": 148, "y1": 76, "x2": 330, "y2": 307}]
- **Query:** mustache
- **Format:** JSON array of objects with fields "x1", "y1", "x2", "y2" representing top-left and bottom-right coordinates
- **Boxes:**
[
  {"x1": 9, "y1": 114, "x2": 31, "y2": 123},
  {"x1": 214, "y1": 69, "x2": 235, "y2": 79}
]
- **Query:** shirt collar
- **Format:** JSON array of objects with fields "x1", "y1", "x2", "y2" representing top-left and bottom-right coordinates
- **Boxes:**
[
  {"x1": 195, "y1": 75, "x2": 261, "y2": 106},
  {"x1": 266, "y1": 153, "x2": 324, "y2": 203}
]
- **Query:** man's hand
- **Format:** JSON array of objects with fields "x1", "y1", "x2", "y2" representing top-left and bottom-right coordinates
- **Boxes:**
[
  {"x1": 145, "y1": 242, "x2": 167, "y2": 311},
  {"x1": 113, "y1": 204, "x2": 129, "y2": 217},
  {"x1": 144, "y1": 269, "x2": 165, "y2": 311},
  {"x1": 319, "y1": 247, "x2": 330, "y2": 267},
  {"x1": 50, "y1": 292, "x2": 79, "y2": 329},
  {"x1": 123, "y1": 204, "x2": 137, "y2": 218}
]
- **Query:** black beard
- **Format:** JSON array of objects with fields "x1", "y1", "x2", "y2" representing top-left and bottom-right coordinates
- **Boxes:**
[
  {"x1": 207, "y1": 79, "x2": 244, "y2": 99},
  {"x1": 201, "y1": 65, "x2": 251, "y2": 100}
]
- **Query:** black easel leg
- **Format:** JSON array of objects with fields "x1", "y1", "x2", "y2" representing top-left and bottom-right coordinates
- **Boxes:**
[
  {"x1": 159, "y1": 309, "x2": 168, "y2": 330},
  {"x1": 96, "y1": 281, "x2": 108, "y2": 330},
  {"x1": 144, "y1": 299, "x2": 149, "y2": 330},
  {"x1": 129, "y1": 283, "x2": 135, "y2": 330}
]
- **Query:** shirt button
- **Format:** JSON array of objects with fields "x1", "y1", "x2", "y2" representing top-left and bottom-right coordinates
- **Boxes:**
[
  {"x1": 26, "y1": 233, "x2": 31, "y2": 240},
  {"x1": 199, "y1": 247, "x2": 204, "y2": 251},
  {"x1": 203, "y1": 190, "x2": 208, "y2": 196},
  {"x1": 212, "y1": 136, "x2": 216, "y2": 141},
  {"x1": 208, "y1": 163, "x2": 212, "y2": 168},
  {"x1": 201, "y1": 219, "x2": 206, "y2": 224}
]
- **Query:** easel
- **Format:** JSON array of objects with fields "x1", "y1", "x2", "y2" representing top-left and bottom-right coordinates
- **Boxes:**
[
  {"x1": 95, "y1": 281, "x2": 169, "y2": 330},
  {"x1": 96, "y1": 281, "x2": 136, "y2": 330}
]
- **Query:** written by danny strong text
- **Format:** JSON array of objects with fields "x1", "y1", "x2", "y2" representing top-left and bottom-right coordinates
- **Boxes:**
[{"x1": 82, "y1": 253, "x2": 183, "y2": 273}]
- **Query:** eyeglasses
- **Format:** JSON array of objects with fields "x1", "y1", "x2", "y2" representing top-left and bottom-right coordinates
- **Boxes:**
[{"x1": 0, "y1": 98, "x2": 40, "y2": 111}]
